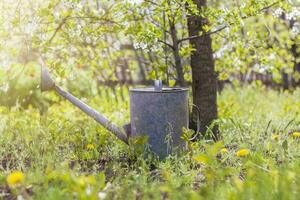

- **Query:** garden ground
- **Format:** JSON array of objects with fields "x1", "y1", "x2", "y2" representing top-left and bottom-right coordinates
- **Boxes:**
[{"x1": 0, "y1": 84, "x2": 300, "y2": 200}]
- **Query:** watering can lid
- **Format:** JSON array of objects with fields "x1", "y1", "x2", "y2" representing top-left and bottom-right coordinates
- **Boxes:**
[{"x1": 130, "y1": 87, "x2": 188, "y2": 93}]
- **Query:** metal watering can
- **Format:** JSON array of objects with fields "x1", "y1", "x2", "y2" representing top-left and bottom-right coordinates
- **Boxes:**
[{"x1": 41, "y1": 63, "x2": 189, "y2": 158}]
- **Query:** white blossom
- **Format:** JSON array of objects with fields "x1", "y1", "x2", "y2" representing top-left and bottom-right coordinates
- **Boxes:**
[
  {"x1": 133, "y1": 42, "x2": 148, "y2": 50},
  {"x1": 151, "y1": 43, "x2": 161, "y2": 52},
  {"x1": 128, "y1": 0, "x2": 143, "y2": 5},
  {"x1": 140, "y1": 42, "x2": 147, "y2": 49},
  {"x1": 291, "y1": 25, "x2": 299, "y2": 36},
  {"x1": 113, "y1": 41, "x2": 121, "y2": 50},
  {"x1": 268, "y1": 53, "x2": 276, "y2": 60},
  {"x1": 286, "y1": 8, "x2": 300, "y2": 20},
  {"x1": 1, "y1": 59, "x2": 10, "y2": 71},
  {"x1": 86, "y1": 36, "x2": 91, "y2": 44},
  {"x1": 0, "y1": 83, "x2": 9, "y2": 92},
  {"x1": 23, "y1": 22, "x2": 38, "y2": 35},
  {"x1": 104, "y1": 182, "x2": 112, "y2": 190},
  {"x1": 38, "y1": 33, "x2": 48, "y2": 41},
  {"x1": 77, "y1": 2, "x2": 83, "y2": 9},
  {"x1": 224, "y1": 26, "x2": 230, "y2": 34},
  {"x1": 53, "y1": 11, "x2": 60, "y2": 20},
  {"x1": 220, "y1": 6, "x2": 229, "y2": 13},
  {"x1": 217, "y1": 16, "x2": 225, "y2": 24},
  {"x1": 17, "y1": 195, "x2": 24, "y2": 200},
  {"x1": 272, "y1": 8, "x2": 284, "y2": 18},
  {"x1": 253, "y1": 64, "x2": 270, "y2": 73},
  {"x1": 86, "y1": 186, "x2": 92, "y2": 196},
  {"x1": 123, "y1": 21, "x2": 129, "y2": 28},
  {"x1": 98, "y1": 192, "x2": 107, "y2": 199},
  {"x1": 213, "y1": 44, "x2": 232, "y2": 59},
  {"x1": 133, "y1": 42, "x2": 139, "y2": 49}
]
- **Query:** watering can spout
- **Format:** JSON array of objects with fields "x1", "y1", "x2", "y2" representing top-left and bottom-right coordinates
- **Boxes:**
[
  {"x1": 41, "y1": 60, "x2": 55, "y2": 92},
  {"x1": 40, "y1": 61, "x2": 129, "y2": 144}
]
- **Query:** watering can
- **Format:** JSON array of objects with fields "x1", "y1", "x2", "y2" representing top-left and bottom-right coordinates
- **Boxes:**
[{"x1": 40, "y1": 62, "x2": 189, "y2": 158}]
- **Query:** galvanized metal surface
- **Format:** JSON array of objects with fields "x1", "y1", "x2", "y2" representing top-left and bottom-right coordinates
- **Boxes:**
[
  {"x1": 130, "y1": 87, "x2": 189, "y2": 158},
  {"x1": 40, "y1": 63, "x2": 55, "y2": 91},
  {"x1": 41, "y1": 63, "x2": 190, "y2": 158},
  {"x1": 154, "y1": 80, "x2": 163, "y2": 91}
]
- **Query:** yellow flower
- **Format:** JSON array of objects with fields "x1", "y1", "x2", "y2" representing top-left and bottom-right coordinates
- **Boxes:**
[
  {"x1": 291, "y1": 132, "x2": 300, "y2": 138},
  {"x1": 77, "y1": 176, "x2": 86, "y2": 187},
  {"x1": 86, "y1": 144, "x2": 95, "y2": 150},
  {"x1": 236, "y1": 149, "x2": 250, "y2": 157},
  {"x1": 77, "y1": 175, "x2": 96, "y2": 187},
  {"x1": 272, "y1": 134, "x2": 279, "y2": 141},
  {"x1": 6, "y1": 171, "x2": 24, "y2": 186},
  {"x1": 220, "y1": 148, "x2": 228, "y2": 154}
]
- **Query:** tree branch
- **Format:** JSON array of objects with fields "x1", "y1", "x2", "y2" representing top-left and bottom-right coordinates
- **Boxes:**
[
  {"x1": 69, "y1": 16, "x2": 122, "y2": 26},
  {"x1": 178, "y1": 25, "x2": 228, "y2": 43},
  {"x1": 144, "y1": 0, "x2": 160, "y2": 6},
  {"x1": 158, "y1": 39, "x2": 174, "y2": 49},
  {"x1": 47, "y1": 15, "x2": 121, "y2": 44},
  {"x1": 178, "y1": 1, "x2": 280, "y2": 44},
  {"x1": 48, "y1": 16, "x2": 69, "y2": 44}
]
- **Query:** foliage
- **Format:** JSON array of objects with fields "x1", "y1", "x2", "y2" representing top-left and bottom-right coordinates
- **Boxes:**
[{"x1": 0, "y1": 0, "x2": 299, "y2": 86}]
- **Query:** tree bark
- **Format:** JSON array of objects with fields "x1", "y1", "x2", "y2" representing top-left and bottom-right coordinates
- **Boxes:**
[
  {"x1": 130, "y1": 38, "x2": 147, "y2": 82},
  {"x1": 169, "y1": 19, "x2": 185, "y2": 86},
  {"x1": 290, "y1": 20, "x2": 300, "y2": 87},
  {"x1": 187, "y1": 0, "x2": 219, "y2": 140},
  {"x1": 291, "y1": 41, "x2": 300, "y2": 87}
]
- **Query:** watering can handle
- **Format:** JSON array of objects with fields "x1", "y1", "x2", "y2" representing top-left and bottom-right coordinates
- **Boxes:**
[
  {"x1": 154, "y1": 80, "x2": 163, "y2": 91},
  {"x1": 189, "y1": 104, "x2": 201, "y2": 141}
]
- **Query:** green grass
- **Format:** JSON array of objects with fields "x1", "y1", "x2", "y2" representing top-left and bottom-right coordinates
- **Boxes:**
[{"x1": 0, "y1": 84, "x2": 300, "y2": 199}]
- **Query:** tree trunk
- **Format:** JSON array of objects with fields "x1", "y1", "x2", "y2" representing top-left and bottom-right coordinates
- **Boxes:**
[
  {"x1": 131, "y1": 38, "x2": 147, "y2": 82},
  {"x1": 169, "y1": 19, "x2": 185, "y2": 86},
  {"x1": 281, "y1": 70, "x2": 289, "y2": 90},
  {"x1": 287, "y1": 19, "x2": 300, "y2": 87},
  {"x1": 291, "y1": 41, "x2": 300, "y2": 87},
  {"x1": 187, "y1": 0, "x2": 219, "y2": 140}
]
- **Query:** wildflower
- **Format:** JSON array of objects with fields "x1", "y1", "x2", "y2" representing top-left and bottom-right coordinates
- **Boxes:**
[
  {"x1": 291, "y1": 132, "x2": 300, "y2": 138},
  {"x1": 220, "y1": 148, "x2": 228, "y2": 154},
  {"x1": 77, "y1": 176, "x2": 87, "y2": 187},
  {"x1": 98, "y1": 192, "x2": 107, "y2": 199},
  {"x1": 86, "y1": 185, "x2": 92, "y2": 195},
  {"x1": 86, "y1": 144, "x2": 95, "y2": 150},
  {"x1": 193, "y1": 154, "x2": 210, "y2": 164},
  {"x1": 234, "y1": 177, "x2": 244, "y2": 190},
  {"x1": 236, "y1": 149, "x2": 250, "y2": 157},
  {"x1": 17, "y1": 195, "x2": 24, "y2": 200},
  {"x1": 272, "y1": 134, "x2": 279, "y2": 141},
  {"x1": 6, "y1": 171, "x2": 24, "y2": 186}
]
